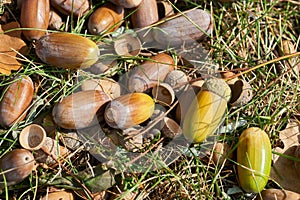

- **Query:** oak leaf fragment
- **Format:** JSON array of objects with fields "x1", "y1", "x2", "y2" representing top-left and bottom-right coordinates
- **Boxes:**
[
  {"x1": 0, "y1": 33, "x2": 27, "y2": 75},
  {"x1": 271, "y1": 120, "x2": 300, "y2": 193}
]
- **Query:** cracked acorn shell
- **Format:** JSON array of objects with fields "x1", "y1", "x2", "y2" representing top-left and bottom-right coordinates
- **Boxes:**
[
  {"x1": 127, "y1": 53, "x2": 175, "y2": 92},
  {"x1": 52, "y1": 90, "x2": 111, "y2": 129},
  {"x1": 35, "y1": 33, "x2": 99, "y2": 69},
  {"x1": 0, "y1": 76, "x2": 34, "y2": 128},
  {"x1": 237, "y1": 127, "x2": 272, "y2": 193},
  {"x1": 0, "y1": 149, "x2": 36, "y2": 187},
  {"x1": 88, "y1": 3, "x2": 124, "y2": 35},
  {"x1": 182, "y1": 78, "x2": 231, "y2": 143},
  {"x1": 104, "y1": 93, "x2": 155, "y2": 129},
  {"x1": 20, "y1": 0, "x2": 50, "y2": 41}
]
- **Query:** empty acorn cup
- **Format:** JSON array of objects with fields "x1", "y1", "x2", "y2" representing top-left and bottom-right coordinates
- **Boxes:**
[
  {"x1": 152, "y1": 83, "x2": 175, "y2": 106},
  {"x1": 19, "y1": 124, "x2": 47, "y2": 151},
  {"x1": 114, "y1": 34, "x2": 141, "y2": 57}
]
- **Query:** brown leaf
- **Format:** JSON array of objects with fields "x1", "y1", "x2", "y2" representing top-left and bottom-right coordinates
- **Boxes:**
[
  {"x1": 0, "y1": 33, "x2": 27, "y2": 75},
  {"x1": 271, "y1": 120, "x2": 300, "y2": 193},
  {"x1": 0, "y1": 21, "x2": 22, "y2": 38}
]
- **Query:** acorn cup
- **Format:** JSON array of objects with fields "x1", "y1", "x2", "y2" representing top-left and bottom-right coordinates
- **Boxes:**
[
  {"x1": 153, "y1": 9, "x2": 213, "y2": 48},
  {"x1": 161, "y1": 117, "x2": 182, "y2": 139},
  {"x1": 0, "y1": 149, "x2": 36, "y2": 187},
  {"x1": 50, "y1": 0, "x2": 89, "y2": 17},
  {"x1": 20, "y1": 0, "x2": 50, "y2": 41},
  {"x1": 131, "y1": 0, "x2": 159, "y2": 28},
  {"x1": 157, "y1": 0, "x2": 174, "y2": 19},
  {"x1": 48, "y1": 8, "x2": 64, "y2": 30},
  {"x1": 19, "y1": 124, "x2": 47, "y2": 151},
  {"x1": 127, "y1": 53, "x2": 175, "y2": 92},
  {"x1": 88, "y1": 3, "x2": 124, "y2": 35},
  {"x1": 182, "y1": 78, "x2": 231, "y2": 143},
  {"x1": 52, "y1": 90, "x2": 112, "y2": 130},
  {"x1": 164, "y1": 70, "x2": 188, "y2": 94},
  {"x1": 114, "y1": 33, "x2": 142, "y2": 57},
  {"x1": 0, "y1": 76, "x2": 34, "y2": 128},
  {"x1": 35, "y1": 33, "x2": 99, "y2": 69},
  {"x1": 152, "y1": 83, "x2": 175, "y2": 106},
  {"x1": 104, "y1": 93, "x2": 155, "y2": 129}
]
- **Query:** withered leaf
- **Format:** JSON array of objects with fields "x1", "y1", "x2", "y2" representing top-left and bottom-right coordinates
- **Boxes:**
[
  {"x1": 0, "y1": 21, "x2": 22, "y2": 38},
  {"x1": 271, "y1": 120, "x2": 300, "y2": 193},
  {"x1": 0, "y1": 33, "x2": 27, "y2": 75}
]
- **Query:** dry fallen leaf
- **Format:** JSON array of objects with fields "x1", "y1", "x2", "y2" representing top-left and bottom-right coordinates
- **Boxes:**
[
  {"x1": 271, "y1": 120, "x2": 300, "y2": 193},
  {"x1": 0, "y1": 21, "x2": 22, "y2": 38},
  {"x1": 0, "y1": 29, "x2": 27, "y2": 75}
]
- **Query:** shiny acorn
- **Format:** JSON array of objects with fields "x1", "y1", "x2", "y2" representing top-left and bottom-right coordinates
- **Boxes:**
[
  {"x1": 131, "y1": 0, "x2": 158, "y2": 28},
  {"x1": 104, "y1": 93, "x2": 155, "y2": 129},
  {"x1": 127, "y1": 53, "x2": 175, "y2": 92},
  {"x1": 52, "y1": 90, "x2": 111, "y2": 129},
  {"x1": 35, "y1": 33, "x2": 99, "y2": 69},
  {"x1": 182, "y1": 78, "x2": 231, "y2": 143},
  {"x1": 0, "y1": 149, "x2": 36, "y2": 187},
  {"x1": 0, "y1": 76, "x2": 34, "y2": 128},
  {"x1": 88, "y1": 3, "x2": 124, "y2": 35},
  {"x1": 50, "y1": 0, "x2": 89, "y2": 17},
  {"x1": 20, "y1": 0, "x2": 50, "y2": 41},
  {"x1": 109, "y1": 0, "x2": 143, "y2": 8},
  {"x1": 237, "y1": 127, "x2": 272, "y2": 193}
]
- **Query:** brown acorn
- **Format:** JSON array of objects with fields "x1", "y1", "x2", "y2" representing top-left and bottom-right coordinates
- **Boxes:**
[
  {"x1": 48, "y1": 9, "x2": 64, "y2": 30},
  {"x1": 131, "y1": 0, "x2": 158, "y2": 28},
  {"x1": 41, "y1": 190, "x2": 74, "y2": 200},
  {"x1": 52, "y1": 90, "x2": 111, "y2": 129},
  {"x1": 127, "y1": 53, "x2": 175, "y2": 92},
  {"x1": 35, "y1": 33, "x2": 99, "y2": 69},
  {"x1": 0, "y1": 149, "x2": 36, "y2": 187},
  {"x1": 153, "y1": 9, "x2": 213, "y2": 47},
  {"x1": 50, "y1": 0, "x2": 89, "y2": 17},
  {"x1": 0, "y1": 76, "x2": 34, "y2": 128},
  {"x1": 104, "y1": 93, "x2": 155, "y2": 129},
  {"x1": 20, "y1": 0, "x2": 50, "y2": 41},
  {"x1": 88, "y1": 3, "x2": 124, "y2": 35},
  {"x1": 109, "y1": 0, "x2": 143, "y2": 8}
]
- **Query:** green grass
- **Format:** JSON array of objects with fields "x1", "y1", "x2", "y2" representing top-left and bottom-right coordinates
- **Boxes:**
[{"x1": 0, "y1": 0, "x2": 300, "y2": 199}]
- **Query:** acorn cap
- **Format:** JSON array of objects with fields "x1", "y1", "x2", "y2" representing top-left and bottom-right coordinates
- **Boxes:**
[
  {"x1": 114, "y1": 34, "x2": 141, "y2": 57},
  {"x1": 152, "y1": 83, "x2": 175, "y2": 106},
  {"x1": 230, "y1": 79, "x2": 253, "y2": 107},
  {"x1": 202, "y1": 78, "x2": 231, "y2": 102},
  {"x1": 162, "y1": 117, "x2": 182, "y2": 138},
  {"x1": 19, "y1": 124, "x2": 46, "y2": 150}
]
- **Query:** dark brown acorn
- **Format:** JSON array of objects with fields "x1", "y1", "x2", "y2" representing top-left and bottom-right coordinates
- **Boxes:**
[
  {"x1": 131, "y1": 0, "x2": 158, "y2": 28},
  {"x1": 0, "y1": 149, "x2": 36, "y2": 187},
  {"x1": 20, "y1": 0, "x2": 50, "y2": 41},
  {"x1": 0, "y1": 76, "x2": 34, "y2": 128}
]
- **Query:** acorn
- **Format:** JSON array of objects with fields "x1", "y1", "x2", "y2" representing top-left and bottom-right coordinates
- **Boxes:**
[
  {"x1": 127, "y1": 53, "x2": 175, "y2": 92},
  {"x1": 131, "y1": 0, "x2": 158, "y2": 28},
  {"x1": 50, "y1": 0, "x2": 89, "y2": 17},
  {"x1": 153, "y1": 9, "x2": 213, "y2": 47},
  {"x1": 237, "y1": 127, "x2": 272, "y2": 193},
  {"x1": 182, "y1": 78, "x2": 231, "y2": 143},
  {"x1": 20, "y1": 0, "x2": 50, "y2": 41},
  {"x1": 35, "y1": 33, "x2": 99, "y2": 69},
  {"x1": 80, "y1": 78, "x2": 122, "y2": 99},
  {"x1": 48, "y1": 8, "x2": 64, "y2": 30},
  {"x1": 257, "y1": 189, "x2": 300, "y2": 200},
  {"x1": 88, "y1": 3, "x2": 124, "y2": 35},
  {"x1": 0, "y1": 76, "x2": 34, "y2": 128},
  {"x1": 0, "y1": 149, "x2": 36, "y2": 187},
  {"x1": 52, "y1": 90, "x2": 111, "y2": 129},
  {"x1": 109, "y1": 0, "x2": 143, "y2": 8},
  {"x1": 41, "y1": 190, "x2": 74, "y2": 200},
  {"x1": 104, "y1": 93, "x2": 155, "y2": 129}
]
